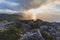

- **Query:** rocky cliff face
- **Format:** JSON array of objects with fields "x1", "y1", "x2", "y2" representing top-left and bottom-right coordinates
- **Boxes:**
[
  {"x1": 17, "y1": 19, "x2": 60, "y2": 40},
  {"x1": 0, "y1": 19, "x2": 60, "y2": 40}
]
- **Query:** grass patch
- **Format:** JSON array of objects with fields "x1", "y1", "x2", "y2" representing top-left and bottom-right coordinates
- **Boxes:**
[{"x1": 56, "y1": 29, "x2": 60, "y2": 32}]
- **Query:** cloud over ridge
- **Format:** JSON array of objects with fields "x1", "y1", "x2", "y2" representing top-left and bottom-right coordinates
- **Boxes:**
[{"x1": 22, "y1": 0, "x2": 60, "y2": 10}]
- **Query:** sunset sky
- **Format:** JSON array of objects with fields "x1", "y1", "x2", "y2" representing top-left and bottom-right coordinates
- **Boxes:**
[
  {"x1": 0, "y1": 0, "x2": 60, "y2": 22},
  {"x1": 0, "y1": 0, "x2": 60, "y2": 13}
]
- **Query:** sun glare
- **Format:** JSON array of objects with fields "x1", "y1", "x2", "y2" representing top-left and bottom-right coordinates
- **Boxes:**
[
  {"x1": 32, "y1": 14, "x2": 36, "y2": 20},
  {"x1": 28, "y1": 2, "x2": 54, "y2": 14},
  {"x1": 27, "y1": 3, "x2": 54, "y2": 20}
]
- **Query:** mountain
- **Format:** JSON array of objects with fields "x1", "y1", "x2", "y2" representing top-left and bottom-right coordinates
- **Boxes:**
[
  {"x1": 0, "y1": 19, "x2": 60, "y2": 40},
  {"x1": 0, "y1": 13, "x2": 23, "y2": 21}
]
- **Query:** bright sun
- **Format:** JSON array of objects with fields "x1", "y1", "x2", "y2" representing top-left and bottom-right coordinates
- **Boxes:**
[
  {"x1": 32, "y1": 14, "x2": 36, "y2": 20},
  {"x1": 28, "y1": 9, "x2": 39, "y2": 20},
  {"x1": 27, "y1": 7, "x2": 42, "y2": 20},
  {"x1": 27, "y1": 4, "x2": 52, "y2": 20}
]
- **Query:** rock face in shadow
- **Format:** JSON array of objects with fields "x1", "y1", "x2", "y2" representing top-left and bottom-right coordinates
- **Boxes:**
[
  {"x1": 0, "y1": 18, "x2": 60, "y2": 40},
  {"x1": 21, "y1": 29, "x2": 45, "y2": 40},
  {"x1": 18, "y1": 19, "x2": 60, "y2": 40}
]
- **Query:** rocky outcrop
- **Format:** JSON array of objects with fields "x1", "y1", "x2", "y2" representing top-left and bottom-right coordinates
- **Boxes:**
[
  {"x1": 0, "y1": 19, "x2": 60, "y2": 40},
  {"x1": 18, "y1": 19, "x2": 60, "y2": 40},
  {"x1": 20, "y1": 29, "x2": 45, "y2": 40}
]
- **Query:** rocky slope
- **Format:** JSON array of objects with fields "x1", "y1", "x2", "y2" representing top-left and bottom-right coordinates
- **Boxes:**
[
  {"x1": 17, "y1": 19, "x2": 60, "y2": 40},
  {"x1": 0, "y1": 19, "x2": 60, "y2": 40}
]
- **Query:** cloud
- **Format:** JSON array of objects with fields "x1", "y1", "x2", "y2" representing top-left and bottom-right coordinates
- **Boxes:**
[
  {"x1": 0, "y1": 9, "x2": 19, "y2": 14},
  {"x1": 27, "y1": 0, "x2": 60, "y2": 14},
  {"x1": 0, "y1": 0, "x2": 20, "y2": 11},
  {"x1": 0, "y1": 0, "x2": 19, "y2": 7},
  {"x1": 6, "y1": 1, "x2": 19, "y2": 6},
  {"x1": 18, "y1": 0, "x2": 60, "y2": 11},
  {"x1": 21, "y1": 0, "x2": 56, "y2": 10},
  {"x1": 23, "y1": 0, "x2": 60, "y2": 22}
]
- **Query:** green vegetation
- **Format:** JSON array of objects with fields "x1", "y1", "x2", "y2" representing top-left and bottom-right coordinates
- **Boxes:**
[
  {"x1": 56, "y1": 29, "x2": 60, "y2": 32},
  {"x1": 0, "y1": 24, "x2": 20, "y2": 40},
  {"x1": 30, "y1": 23, "x2": 39, "y2": 30},
  {"x1": 0, "y1": 19, "x2": 59, "y2": 40},
  {"x1": 40, "y1": 30, "x2": 54, "y2": 40}
]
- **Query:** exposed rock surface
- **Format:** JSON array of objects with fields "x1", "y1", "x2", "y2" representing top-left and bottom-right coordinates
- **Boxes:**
[
  {"x1": 17, "y1": 19, "x2": 60, "y2": 40},
  {"x1": 21, "y1": 29, "x2": 45, "y2": 40},
  {"x1": 0, "y1": 19, "x2": 60, "y2": 40}
]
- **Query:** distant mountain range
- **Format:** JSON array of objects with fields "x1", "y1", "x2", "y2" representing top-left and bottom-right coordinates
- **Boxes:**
[
  {"x1": 0, "y1": 13, "x2": 21, "y2": 21},
  {"x1": 0, "y1": 12, "x2": 33, "y2": 21}
]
